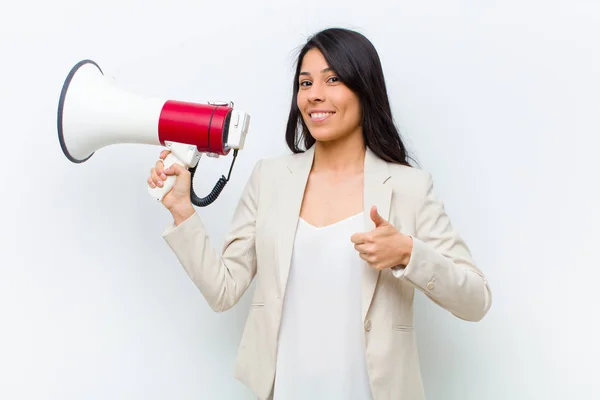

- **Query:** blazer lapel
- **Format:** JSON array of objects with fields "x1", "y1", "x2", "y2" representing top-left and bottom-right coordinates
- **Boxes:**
[
  {"x1": 362, "y1": 148, "x2": 392, "y2": 322},
  {"x1": 277, "y1": 146, "x2": 314, "y2": 299}
]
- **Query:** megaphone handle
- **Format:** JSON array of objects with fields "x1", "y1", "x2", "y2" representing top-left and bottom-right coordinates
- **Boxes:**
[{"x1": 148, "y1": 153, "x2": 186, "y2": 202}]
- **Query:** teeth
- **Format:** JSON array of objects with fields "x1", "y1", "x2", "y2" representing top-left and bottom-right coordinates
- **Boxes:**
[{"x1": 310, "y1": 112, "x2": 334, "y2": 119}]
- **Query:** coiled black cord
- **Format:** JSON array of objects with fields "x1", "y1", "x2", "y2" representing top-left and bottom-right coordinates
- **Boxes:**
[{"x1": 189, "y1": 149, "x2": 239, "y2": 207}]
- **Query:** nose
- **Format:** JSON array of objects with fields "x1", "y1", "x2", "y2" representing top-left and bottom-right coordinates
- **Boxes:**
[{"x1": 308, "y1": 81, "x2": 324, "y2": 103}]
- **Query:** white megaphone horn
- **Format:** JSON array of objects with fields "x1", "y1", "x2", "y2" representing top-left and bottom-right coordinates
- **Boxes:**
[{"x1": 57, "y1": 59, "x2": 251, "y2": 206}]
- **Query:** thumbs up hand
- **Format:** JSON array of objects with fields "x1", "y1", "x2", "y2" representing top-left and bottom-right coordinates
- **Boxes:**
[{"x1": 350, "y1": 206, "x2": 413, "y2": 271}]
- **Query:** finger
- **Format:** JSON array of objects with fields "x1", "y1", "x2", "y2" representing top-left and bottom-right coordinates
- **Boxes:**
[
  {"x1": 354, "y1": 243, "x2": 370, "y2": 254},
  {"x1": 350, "y1": 232, "x2": 367, "y2": 244},
  {"x1": 370, "y1": 205, "x2": 387, "y2": 227},
  {"x1": 357, "y1": 252, "x2": 374, "y2": 264},
  {"x1": 155, "y1": 159, "x2": 167, "y2": 180},
  {"x1": 352, "y1": 231, "x2": 375, "y2": 244},
  {"x1": 357, "y1": 252, "x2": 381, "y2": 269},
  {"x1": 151, "y1": 167, "x2": 163, "y2": 187},
  {"x1": 147, "y1": 176, "x2": 156, "y2": 189},
  {"x1": 160, "y1": 150, "x2": 170, "y2": 160}
]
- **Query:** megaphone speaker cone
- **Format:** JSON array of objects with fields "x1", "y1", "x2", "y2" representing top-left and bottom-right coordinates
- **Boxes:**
[
  {"x1": 57, "y1": 59, "x2": 102, "y2": 163},
  {"x1": 57, "y1": 59, "x2": 169, "y2": 163}
]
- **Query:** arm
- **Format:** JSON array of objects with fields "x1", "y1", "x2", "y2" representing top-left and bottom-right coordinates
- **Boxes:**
[
  {"x1": 161, "y1": 159, "x2": 263, "y2": 312},
  {"x1": 392, "y1": 172, "x2": 492, "y2": 322}
]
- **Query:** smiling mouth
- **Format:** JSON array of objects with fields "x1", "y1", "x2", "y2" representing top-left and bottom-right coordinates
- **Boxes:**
[{"x1": 309, "y1": 112, "x2": 335, "y2": 122}]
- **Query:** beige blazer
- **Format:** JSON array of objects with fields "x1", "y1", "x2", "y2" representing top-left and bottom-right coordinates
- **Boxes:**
[{"x1": 162, "y1": 146, "x2": 492, "y2": 400}]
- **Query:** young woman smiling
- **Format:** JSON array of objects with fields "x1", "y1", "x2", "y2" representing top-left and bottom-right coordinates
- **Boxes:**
[{"x1": 148, "y1": 27, "x2": 492, "y2": 400}]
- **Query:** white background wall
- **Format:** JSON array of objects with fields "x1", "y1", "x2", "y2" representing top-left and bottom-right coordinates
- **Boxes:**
[{"x1": 1, "y1": 1, "x2": 598, "y2": 399}]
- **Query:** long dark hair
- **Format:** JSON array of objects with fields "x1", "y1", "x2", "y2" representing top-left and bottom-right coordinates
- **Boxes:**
[{"x1": 285, "y1": 28, "x2": 415, "y2": 167}]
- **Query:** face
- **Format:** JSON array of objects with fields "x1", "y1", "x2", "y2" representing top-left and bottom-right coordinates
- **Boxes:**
[{"x1": 296, "y1": 48, "x2": 362, "y2": 143}]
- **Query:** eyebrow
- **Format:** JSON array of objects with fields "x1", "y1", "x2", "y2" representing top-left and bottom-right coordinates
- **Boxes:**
[{"x1": 299, "y1": 67, "x2": 334, "y2": 76}]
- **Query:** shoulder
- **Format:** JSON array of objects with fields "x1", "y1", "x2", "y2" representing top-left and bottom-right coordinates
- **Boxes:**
[
  {"x1": 257, "y1": 151, "x2": 298, "y2": 169},
  {"x1": 250, "y1": 151, "x2": 304, "y2": 179},
  {"x1": 386, "y1": 162, "x2": 433, "y2": 193},
  {"x1": 384, "y1": 163, "x2": 437, "y2": 218}
]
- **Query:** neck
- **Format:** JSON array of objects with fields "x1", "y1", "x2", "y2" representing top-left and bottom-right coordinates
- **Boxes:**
[{"x1": 312, "y1": 132, "x2": 366, "y2": 174}]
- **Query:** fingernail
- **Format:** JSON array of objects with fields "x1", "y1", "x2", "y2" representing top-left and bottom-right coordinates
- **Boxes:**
[{"x1": 161, "y1": 173, "x2": 167, "y2": 179}]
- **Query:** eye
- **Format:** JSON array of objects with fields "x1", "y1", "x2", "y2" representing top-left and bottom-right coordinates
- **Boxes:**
[
  {"x1": 299, "y1": 80, "x2": 312, "y2": 87},
  {"x1": 327, "y1": 76, "x2": 340, "y2": 83}
]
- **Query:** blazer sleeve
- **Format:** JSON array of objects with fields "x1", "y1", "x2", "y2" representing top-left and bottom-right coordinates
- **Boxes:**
[
  {"x1": 392, "y1": 172, "x2": 492, "y2": 322},
  {"x1": 161, "y1": 159, "x2": 263, "y2": 312}
]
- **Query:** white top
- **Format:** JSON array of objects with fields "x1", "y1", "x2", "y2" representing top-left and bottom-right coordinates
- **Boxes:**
[{"x1": 272, "y1": 212, "x2": 373, "y2": 400}]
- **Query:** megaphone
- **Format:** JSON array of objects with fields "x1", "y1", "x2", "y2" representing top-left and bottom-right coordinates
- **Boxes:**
[{"x1": 57, "y1": 59, "x2": 250, "y2": 206}]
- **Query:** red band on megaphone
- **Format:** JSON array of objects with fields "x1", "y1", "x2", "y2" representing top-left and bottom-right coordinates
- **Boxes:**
[{"x1": 158, "y1": 100, "x2": 231, "y2": 155}]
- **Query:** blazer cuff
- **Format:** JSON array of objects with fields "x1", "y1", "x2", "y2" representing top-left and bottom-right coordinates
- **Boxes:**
[
  {"x1": 391, "y1": 235, "x2": 417, "y2": 278},
  {"x1": 391, "y1": 236, "x2": 436, "y2": 293},
  {"x1": 161, "y1": 211, "x2": 200, "y2": 238}
]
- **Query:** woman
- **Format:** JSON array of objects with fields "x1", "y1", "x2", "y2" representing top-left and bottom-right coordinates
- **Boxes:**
[{"x1": 148, "y1": 28, "x2": 492, "y2": 400}]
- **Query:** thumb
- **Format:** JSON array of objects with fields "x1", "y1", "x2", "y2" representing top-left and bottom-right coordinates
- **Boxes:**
[
  {"x1": 370, "y1": 205, "x2": 387, "y2": 227},
  {"x1": 164, "y1": 163, "x2": 188, "y2": 176}
]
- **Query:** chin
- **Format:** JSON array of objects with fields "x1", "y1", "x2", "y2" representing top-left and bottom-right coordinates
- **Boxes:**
[
  {"x1": 309, "y1": 131, "x2": 342, "y2": 142},
  {"x1": 309, "y1": 126, "x2": 357, "y2": 143}
]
